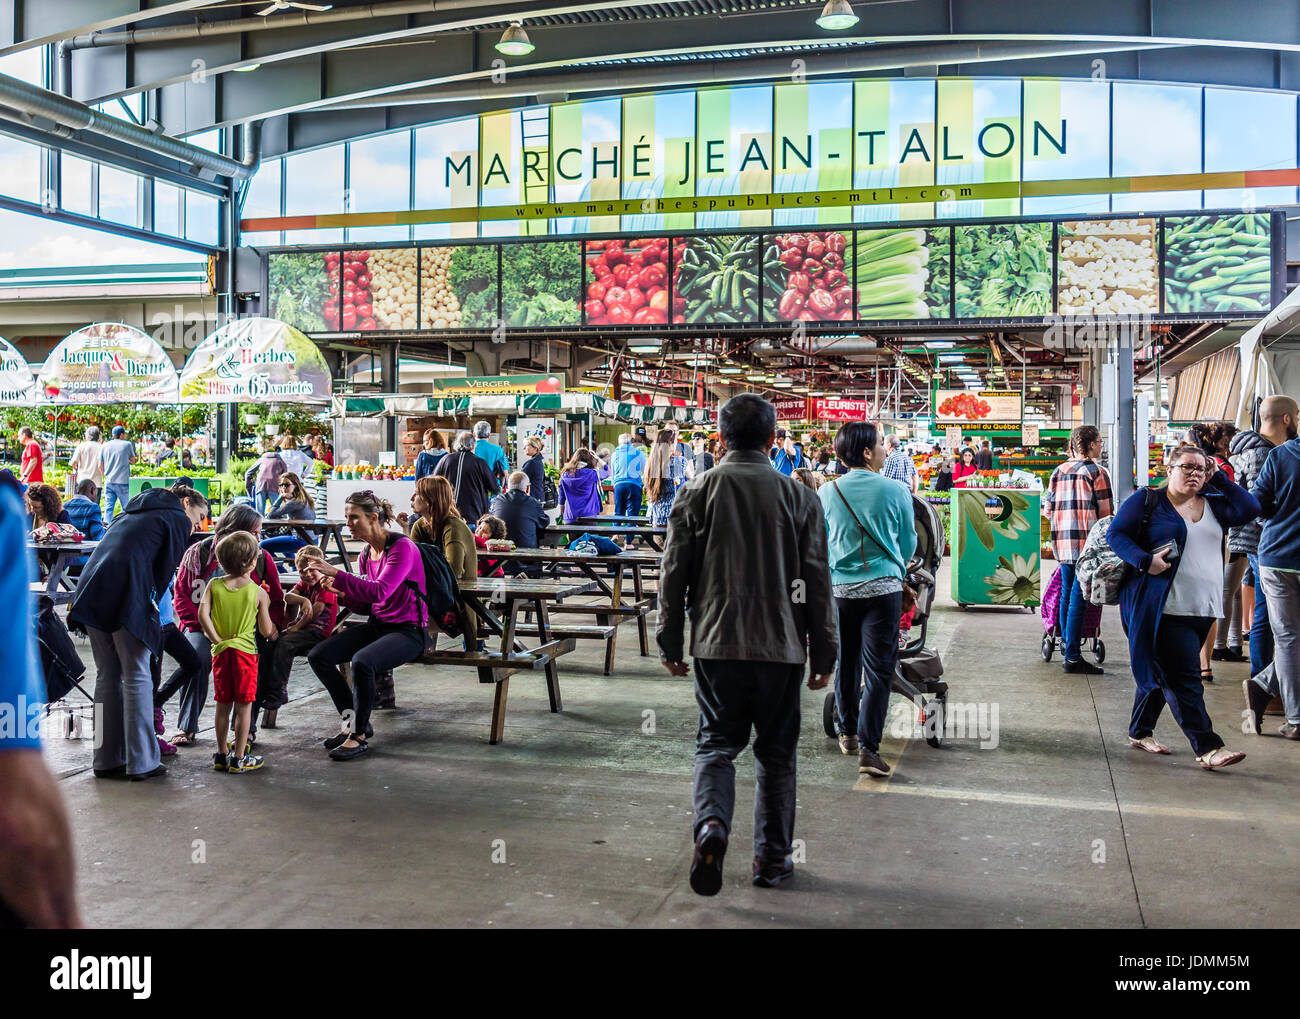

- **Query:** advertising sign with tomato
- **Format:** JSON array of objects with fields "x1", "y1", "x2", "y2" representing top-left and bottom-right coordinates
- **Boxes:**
[
  {"x1": 761, "y1": 231, "x2": 856, "y2": 323},
  {"x1": 584, "y1": 237, "x2": 672, "y2": 326},
  {"x1": 935, "y1": 389, "x2": 1023, "y2": 426},
  {"x1": 671, "y1": 234, "x2": 760, "y2": 325}
]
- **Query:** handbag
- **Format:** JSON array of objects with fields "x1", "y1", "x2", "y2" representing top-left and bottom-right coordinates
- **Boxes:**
[{"x1": 32, "y1": 521, "x2": 84, "y2": 543}]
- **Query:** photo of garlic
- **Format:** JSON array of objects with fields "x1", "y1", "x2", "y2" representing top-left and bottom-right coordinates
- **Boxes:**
[{"x1": 1057, "y1": 218, "x2": 1158, "y2": 317}]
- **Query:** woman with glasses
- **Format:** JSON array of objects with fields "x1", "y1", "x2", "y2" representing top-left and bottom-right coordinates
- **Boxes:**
[
  {"x1": 260, "y1": 472, "x2": 316, "y2": 568},
  {"x1": 1107, "y1": 443, "x2": 1259, "y2": 770}
]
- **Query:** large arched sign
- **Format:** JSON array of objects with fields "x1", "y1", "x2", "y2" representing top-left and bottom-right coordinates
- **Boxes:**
[
  {"x1": 180, "y1": 316, "x2": 331, "y2": 403},
  {"x1": 0, "y1": 336, "x2": 38, "y2": 406},
  {"x1": 38, "y1": 322, "x2": 179, "y2": 404}
]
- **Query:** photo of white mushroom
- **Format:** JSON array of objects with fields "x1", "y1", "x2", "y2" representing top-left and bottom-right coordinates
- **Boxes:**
[{"x1": 1056, "y1": 218, "x2": 1158, "y2": 317}]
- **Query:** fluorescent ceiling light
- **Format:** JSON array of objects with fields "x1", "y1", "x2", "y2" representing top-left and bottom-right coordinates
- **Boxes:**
[
  {"x1": 924, "y1": 340, "x2": 956, "y2": 349},
  {"x1": 746, "y1": 373, "x2": 769, "y2": 382},
  {"x1": 815, "y1": 0, "x2": 859, "y2": 31},
  {"x1": 495, "y1": 22, "x2": 535, "y2": 56},
  {"x1": 718, "y1": 366, "x2": 744, "y2": 375},
  {"x1": 629, "y1": 344, "x2": 660, "y2": 354},
  {"x1": 937, "y1": 355, "x2": 965, "y2": 363}
]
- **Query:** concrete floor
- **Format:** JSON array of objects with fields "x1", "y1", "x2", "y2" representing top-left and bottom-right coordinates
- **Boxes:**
[{"x1": 45, "y1": 565, "x2": 1297, "y2": 928}]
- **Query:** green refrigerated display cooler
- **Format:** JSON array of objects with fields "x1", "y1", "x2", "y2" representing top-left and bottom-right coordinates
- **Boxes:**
[{"x1": 949, "y1": 486, "x2": 1041, "y2": 609}]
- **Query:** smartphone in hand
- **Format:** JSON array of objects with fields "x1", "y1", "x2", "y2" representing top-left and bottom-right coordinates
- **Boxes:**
[{"x1": 1151, "y1": 539, "x2": 1180, "y2": 562}]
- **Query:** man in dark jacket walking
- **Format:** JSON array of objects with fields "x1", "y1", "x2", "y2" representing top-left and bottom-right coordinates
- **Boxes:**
[
  {"x1": 1245, "y1": 397, "x2": 1300, "y2": 740},
  {"x1": 69, "y1": 485, "x2": 208, "y2": 780},
  {"x1": 658, "y1": 393, "x2": 836, "y2": 895},
  {"x1": 434, "y1": 430, "x2": 501, "y2": 524},
  {"x1": 1231, "y1": 396, "x2": 1298, "y2": 674}
]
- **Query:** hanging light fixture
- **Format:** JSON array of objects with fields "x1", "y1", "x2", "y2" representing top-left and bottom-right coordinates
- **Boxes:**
[
  {"x1": 815, "y1": 0, "x2": 859, "y2": 31},
  {"x1": 495, "y1": 22, "x2": 535, "y2": 56}
]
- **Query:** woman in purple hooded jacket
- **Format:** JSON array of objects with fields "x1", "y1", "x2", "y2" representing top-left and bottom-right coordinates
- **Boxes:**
[{"x1": 558, "y1": 449, "x2": 604, "y2": 523}]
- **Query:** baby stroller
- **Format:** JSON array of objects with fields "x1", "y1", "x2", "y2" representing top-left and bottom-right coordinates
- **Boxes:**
[
  {"x1": 37, "y1": 596, "x2": 94, "y2": 739},
  {"x1": 1039, "y1": 564, "x2": 1105, "y2": 664},
  {"x1": 822, "y1": 493, "x2": 950, "y2": 748}
]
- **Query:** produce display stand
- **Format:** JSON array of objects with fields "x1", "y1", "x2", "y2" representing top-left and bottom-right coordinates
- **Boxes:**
[
  {"x1": 949, "y1": 487, "x2": 1042, "y2": 610},
  {"x1": 129, "y1": 476, "x2": 214, "y2": 501},
  {"x1": 325, "y1": 477, "x2": 414, "y2": 519}
]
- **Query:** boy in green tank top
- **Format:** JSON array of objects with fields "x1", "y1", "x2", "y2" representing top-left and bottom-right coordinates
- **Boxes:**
[{"x1": 198, "y1": 531, "x2": 279, "y2": 773}]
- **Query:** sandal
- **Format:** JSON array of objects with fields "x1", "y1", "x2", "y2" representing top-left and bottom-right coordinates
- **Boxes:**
[
  {"x1": 1197, "y1": 747, "x2": 1245, "y2": 770},
  {"x1": 1128, "y1": 735, "x2": 1171, "y2": 755},
  {"x1": 169, "y1": 731, "x2": 198, "y2": 746}
]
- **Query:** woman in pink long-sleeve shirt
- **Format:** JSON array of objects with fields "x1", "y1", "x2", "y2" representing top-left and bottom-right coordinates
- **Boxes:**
[{"x1": 303, "y1": 491, "x2": 428, "y2": 761}]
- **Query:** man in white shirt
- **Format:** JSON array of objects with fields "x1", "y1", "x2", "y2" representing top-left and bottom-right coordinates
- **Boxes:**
[{"x1": 69, "y1": 426, "x2": 104, "y2": 488}]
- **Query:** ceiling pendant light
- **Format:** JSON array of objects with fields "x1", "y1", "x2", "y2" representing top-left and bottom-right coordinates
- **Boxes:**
[
  {"x1": 495, "y1": 22, "x2": 535, "y2": 57},
  {"x1": 815, "y1": 0, "x2": 859, "y2": 31}
]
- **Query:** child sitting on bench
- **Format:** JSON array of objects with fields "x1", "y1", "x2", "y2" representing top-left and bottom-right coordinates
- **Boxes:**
[{"x1": 259, "y1": 545, "x2": 339, "y2": 727}]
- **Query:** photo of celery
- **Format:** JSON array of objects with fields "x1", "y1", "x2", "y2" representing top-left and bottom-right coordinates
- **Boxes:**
[
  {"x1": 854, "y1": 227, "x2": 950, "y2": 320},
  {"x1": 1164, "y1": 213, "x2": 1272, "y2": 315}
]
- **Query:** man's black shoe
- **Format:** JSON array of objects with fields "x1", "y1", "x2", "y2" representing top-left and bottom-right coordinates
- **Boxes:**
[
  {"x1": 752, "y1": 856, "x2": 794, "y2": 888},
  {"x1": 128, "y1": 765, "x2": 167, "y2": 782},
  {"x1": 1063, "y1": 658, "x2": 1104, "y2": 675},
  {"x1": 93, "y1": 766, "x2": 127, "y2": 779},
  {"x1": 689, "y1": 821, "x2": 727, "y2": 896}
]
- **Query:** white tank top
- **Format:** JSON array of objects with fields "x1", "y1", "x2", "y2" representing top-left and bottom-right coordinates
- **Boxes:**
[{"x1": 1164, "y1": 503, "x2": 1223, "y2": 618}]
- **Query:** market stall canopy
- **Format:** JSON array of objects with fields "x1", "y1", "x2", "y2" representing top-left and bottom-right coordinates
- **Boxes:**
[
  {"x1": 38, "y1": 322, "x2": 178, "y2": 404},
  {"x1": 334, "y1": 393, "x2": 713, "y2": 426},
  {"x1": 0, "y1": 336, "x2": 39, "y2": 406},
  {"x1": 180, "y1": 316, "x2": 331, "y2": 403},
  {"x1": 1234, "y1": 283, "x2": 1300, "y2": 429}
]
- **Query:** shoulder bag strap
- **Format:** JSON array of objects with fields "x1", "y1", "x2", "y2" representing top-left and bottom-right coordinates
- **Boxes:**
[{"x1": 831, "y1": 478, "x2": 878, "y2": 571}]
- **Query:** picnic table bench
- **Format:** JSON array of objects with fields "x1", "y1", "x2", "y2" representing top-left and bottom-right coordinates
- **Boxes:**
[
  {"x1": 570, "y1": 514, "x2": 648, "y2": 525},
  {"x1": 494, "y1": 547, "x2": 660, "y2": 670},
  {"x1": 258, "y1": 517, "x2": 356, "y2": 572},
  {"x1": 543, "y1": 522, "x2": 667, "y2": 552},
  {"x1": 27, "y1": 540, "x2": 98, "y2": 606}
]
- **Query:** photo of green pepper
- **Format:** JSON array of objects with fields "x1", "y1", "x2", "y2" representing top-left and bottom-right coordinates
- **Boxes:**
[{"x1": 1163, "y1": 212, "x2": 1272, "y2": 315}]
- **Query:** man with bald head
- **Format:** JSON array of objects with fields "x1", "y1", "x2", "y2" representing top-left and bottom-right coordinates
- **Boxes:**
[
  {"x1": 1240, "y1": 395, "x2": 1300, "y2": 738},
  {"x1": 1231, "y1": 396, "x2": 1299, "y2": 677}
]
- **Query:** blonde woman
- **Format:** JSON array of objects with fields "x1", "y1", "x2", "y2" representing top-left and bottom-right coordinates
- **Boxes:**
[{"x1": 644, "y1": 429, "x2": 686, "y2": 527}]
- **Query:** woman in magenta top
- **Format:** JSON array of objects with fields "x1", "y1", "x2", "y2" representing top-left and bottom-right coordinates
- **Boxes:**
[{"x1": 303, "y1": 491, "x2": 427, "y2": 761}]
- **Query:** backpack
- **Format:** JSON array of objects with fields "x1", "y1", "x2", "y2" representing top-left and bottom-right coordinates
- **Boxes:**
[
  {"x1": 256, "y1": 453, "x2": 285, "y2": 492},
  {"x1": 542, "y1": 473, "x2": 559, "y2": 510},
  {"x1": 368, "y1": 531, "x2": 463, "y2": 636},
  {"x1": 1074, "y1": 487, "x2": 1160, "y2": 606}
]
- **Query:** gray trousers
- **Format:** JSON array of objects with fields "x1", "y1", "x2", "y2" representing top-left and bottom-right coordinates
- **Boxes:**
[
  {"x1": 692, "y1": 658, "x2": 803, "y2": 865},
  {"x1": 1254, "y1": 567, "x2": 1300, "y2": 724},
  {"x1": 1216, "y1": 556, "x2": 1248, "y2": 648},
  {"x1": 89, "y1": 626, "x2": 160, "y2": 775},
  {"x1": 175, "y1": 629, "x2": 212, "y2": 734}
]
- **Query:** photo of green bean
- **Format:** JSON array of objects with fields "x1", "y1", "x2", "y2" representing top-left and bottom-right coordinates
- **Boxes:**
[{"x1": 1163, "y1": 213, "x2": 1273, "y2": 315}]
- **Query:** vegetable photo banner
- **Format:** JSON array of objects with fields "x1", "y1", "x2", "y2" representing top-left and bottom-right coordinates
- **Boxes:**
[
  {"x1": 0, "y1": 336, "x2": 38, "y2": 406},
  {"x1": 39, "y1": 323, "x2": 178, "y2": 404},
  {"x1": 180, "y1": 317, "x2": 331, "y2": 403}
]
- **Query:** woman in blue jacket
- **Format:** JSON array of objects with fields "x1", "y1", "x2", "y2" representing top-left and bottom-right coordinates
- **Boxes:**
[{"x1": 1108, "y1": 443, "x2": 1259, "y2": 769}]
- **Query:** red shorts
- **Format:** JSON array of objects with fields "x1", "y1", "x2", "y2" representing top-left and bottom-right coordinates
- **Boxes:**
[{"x1": 212, "y1": 648, "x2": 259, "y2": 704}]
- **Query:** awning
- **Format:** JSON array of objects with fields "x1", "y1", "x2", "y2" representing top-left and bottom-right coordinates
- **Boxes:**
[{"x1": 333, "y1": 392, "x2": 713, "y2": 425}]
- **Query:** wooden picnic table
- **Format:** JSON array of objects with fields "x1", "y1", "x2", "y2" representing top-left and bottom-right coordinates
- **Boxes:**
[
  {"x1": 258, "y1": 517, "x2": 355, "y2": 572},
  {"x1": 27, "y1": 540, "x2": 99, "y2": 606},
  {"x1": 544, "y1": 522, "x2": 667, "y2": 552},
  {"x1": 571, "y1": 514, "x2": 648, "y2": 525},
  {"x1": 495, "y1": 547, "x2": 661, "y2": 669},
  {"x1": 449, "y1": 576, "x2": 596, "y2": 743}
]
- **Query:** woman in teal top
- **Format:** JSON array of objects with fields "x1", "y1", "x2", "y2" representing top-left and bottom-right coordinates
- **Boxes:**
[{"x1": 817, "y1": 421, "x2": 917, "y2": 778}]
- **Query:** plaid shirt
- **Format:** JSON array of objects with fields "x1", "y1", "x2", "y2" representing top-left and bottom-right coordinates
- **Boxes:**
[
  {"x1": 881, "y1": 450, "x2": 918, "y2": 486},
  {"x1": 1044, "y1": 458, "x2": 1114, "y2": 563}
]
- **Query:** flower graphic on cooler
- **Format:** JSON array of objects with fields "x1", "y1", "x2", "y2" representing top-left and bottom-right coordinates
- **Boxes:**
[
  {"x1": 957, "y1": 491, "x2": 1034, "y2": 556},
  {"x1": 983, "y1": 554, "x2": 1040, "y2": 606}
]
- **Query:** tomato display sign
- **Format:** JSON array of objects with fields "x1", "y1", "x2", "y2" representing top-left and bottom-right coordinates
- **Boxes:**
[
  {"x1": 935, "y1": 389, "x2": 1022, "y2": 426},
  {"x1": 812, "y1": 397, "x2": 871, "y2": 421}
]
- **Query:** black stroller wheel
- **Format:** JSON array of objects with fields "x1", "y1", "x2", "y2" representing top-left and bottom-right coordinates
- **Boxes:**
[
  {"x1": 1094, "y1": 639, "x2": 1106, "y2": 664},
  {"x1": 822, "y1": 689, "x2": 837, "y2": 738},
  {"x1": 1041, "y1": 634, "x2": 1054, "y2": 662},
  {"x1": 924, "y1": 698, "x2": 943, "y2": 748}
]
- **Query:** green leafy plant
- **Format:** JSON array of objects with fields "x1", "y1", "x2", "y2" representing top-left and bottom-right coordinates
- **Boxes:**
[{"x1": 954, "y1": 222, "x2": 1052, "y2": 318}]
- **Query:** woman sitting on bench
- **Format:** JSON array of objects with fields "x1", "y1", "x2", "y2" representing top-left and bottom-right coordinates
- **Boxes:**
[
  {"x1": 409, "y1": 475, "x2": 480, "y2": 651},
  {"x1": 303, "y1": 491, "x2": 428, "y2": 762}
]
